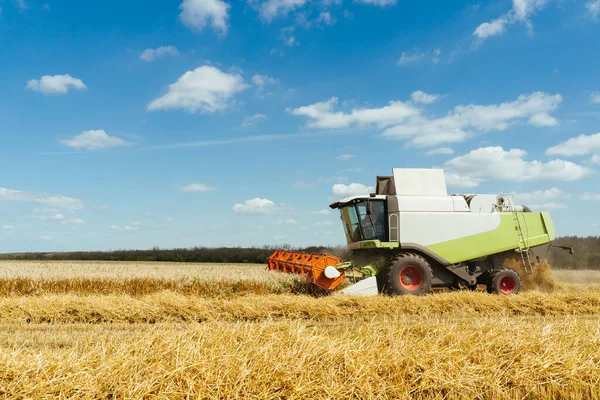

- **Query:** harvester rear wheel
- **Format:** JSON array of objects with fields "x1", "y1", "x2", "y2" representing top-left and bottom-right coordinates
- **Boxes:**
[
  {"x1": 384, "y1": 253, "x2": 433, "y2": 296},
  {"x1": 487, "y1": 269, "x2": 521, "y2": 295}
]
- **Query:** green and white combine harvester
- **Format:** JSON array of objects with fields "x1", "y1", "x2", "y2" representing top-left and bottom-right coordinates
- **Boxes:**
[{"x1": 267, "y1": 168, "x2": 568, "y2": 296}]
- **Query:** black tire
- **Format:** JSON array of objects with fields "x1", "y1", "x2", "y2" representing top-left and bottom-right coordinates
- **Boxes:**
[
  {"x1": 384, "y1": 253, "x2": 433, "y2": 296},
  {"x1": 487, "y1": 269, "x2": 521, "y2": 295}
]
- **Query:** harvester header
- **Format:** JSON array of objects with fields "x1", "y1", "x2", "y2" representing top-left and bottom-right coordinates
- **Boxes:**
[{"x1": 268, "y1": 168, "x2": 559, "y2": 296}]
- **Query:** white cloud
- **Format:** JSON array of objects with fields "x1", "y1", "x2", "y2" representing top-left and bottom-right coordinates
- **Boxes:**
[
  {"x1": 528, "y1": 112, "x2": 558, "y2": 126},
  {"x1": 473, "y1": 0, "x2": 549, "y2": 43},
  {"x1": 181, "y1": 183, "x2": 217, "y2": 192},
  {"x1": 355, "y1": 0, "x2": 397, "y2": 5},
  {"x1": 242, "y1": 113, "x2": 268, "y2": 127},
  {"x1": 337, "y1": 154, "x2": 355, "y2": 161},
  {"x1": 411, "y1": 91, "x2": 441, "y2": 105},
  {"x1": 40, "y1": 236, "x2": 52, "y2": 241},
  {"x1": 382, "y1": 92, "x2": 562, "y2": 147},
  {"x1": 252, "y1": 74, "x2": 279, "y2": 87},
  {"x1": 293, "y1": 92, "x2": 562, "y2": 148},
  {"x1": 34, "y1": 213, "x2": 65, "y2": 221},
  {"x1": 272, "y1": 219, "x2": 297, "y2": 225},
  {"x1": 397, "y1": 52, "x2": 424, "y2": 66},
  {"x1": 26, "y1": 74, "x2": 87, "y2": 95},
  {"x1": 60, "y1": 130, "x2": 131, "y2": 150},
  {"x1": 288, "y1": 97, "x2": 420, "y2": 129},
  {"x1": 67, "y1": 218, "x2": 85, "y2": 224},
  {"x1": 425, "y1": 147, "x2": 454, "y2": 156},
  {"x1": 444, "y1": 146, "x2": 590, "y2": 187},
  {"x1": 109, "y1": 225, "x2": 139, "y2": 231},
  {"x1": 517, "y1": 188, "x2": 565, "y2": 202},
  {"x1": 295, "y1": 181, "x2": 314, "y2": 189},
  {"x1": 140, "y1": 46, "x2": 179, "y2": 62},
  {"x1": 314, "y1": 220, "x2": 334, "y2": 227},
  {"x1": 546, "y1": 133, "x2": 600, "y2": 156},
  {"x1": 582, "y1": 193, "x2": 600, "y2": 201},
  {"x1": 473, "y1": 18, "x2": 507, "y2": 39},
  {"x1": 590, "y1": 154, "x2": 600, "y2": 165},
  {"x1": 233, "y1": 198, "x2": 278, "y2": 214},
  {"x1": 130, "y1": 221, "x2": 141, "y2": 226},
  {"x1": 311, "y1": 209, "x2": 331, "y2": 215},
  {"x1": 148, "y1": 65, "x2": 249, "y2": 113},
  {"x1": 316, "y1": 11, "x2": 335, "y2": 25},
  {"x1": 0, "y1": 188, "x2": 82, "y2": 210},
  {"x1": 586, "y1": 0, "x2": 600, "y2": 19},
  {"x1": 516, "y1": 188, "x2": 568, "y2": 209},
  {"x1": 258, "y1": 0, "x2": 307, "y2": 21},
  {"x1": 15, "y1": 0, "x2": 28, "y2": 10},
  {"x1": 273, "y1": 234, "x2": 291, "y2": 240},
  {"x1": 590, "y1": 92, "x2": 600, "y2": 104},
  {"x1": 179, "y1": 0, "x2": 229, "y2": 33},
  {"x1": 2, "y1": 225, "x2": 15, "y2": 229},
  {"x1": 165, "y1": 217, "x2": 175, "y2": 222},
  {"x1": 332, "y1": 183, "x2": 375, "y2": 198},
  {"x1": 444, "y1": 173, "x2": 481, "y2": 189}
]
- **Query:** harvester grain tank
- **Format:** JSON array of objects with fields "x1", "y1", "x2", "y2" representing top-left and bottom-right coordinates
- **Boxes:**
[{"x1": 268, "y1": 168, "x2": 561, "y2": 296}]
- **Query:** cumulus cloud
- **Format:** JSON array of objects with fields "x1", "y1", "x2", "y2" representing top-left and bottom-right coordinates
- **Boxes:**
[
  {"x1": 60, "y1": 130, "x2": 131, "y2": 150},
  {"x1": 272, "y1": 219, "x2": 297, "y2": 225},
  {"x1": 332, "y1": 183, "x2": 375, "y2": 198},
  {"x1": 233, "y1": 198, "x2": 279, "y2": 214},
  {"x1": 290, "y1": 92, "x2": 562, "y2": 148},
  {"x1": 473, "y1": 0, "x2": 549, "y2": 43},
  {"x1": 473, "y1": 18, "x2": 507, "y2": 39},
  {"x1": 148, "y1": 65, "x2": 249, "y2": 113},
  {"x1": 180, "y1": 183, "x2": 217, "y2": 192},
  {"x1": 33, "y1": 212, "x2": 65, "y2": 221},
  {"x1": 355, "y1": 0, "x2": 397, "y2": 5},
  {"x1": 140, "y1": 46, "x2": 179, "y2": 62},
  {"x1": 110, "y1": 225, "x2": 139, "y2": 231},
  {"x1": 2, "y1": 225, "x2": 15, "y2": 229},
  {"x1": 179, "y1": 0, "x2": 229, "y2": 33},
  {"x1": 337, "y1": 154, "x2": 355, "y2": 161},
  {"x1": 258, "y1": 0, "x2": 308, "y2": 21},
  {"x1": 546, "y1": 133, "x2": 600, "y2": 156},
  {"x1": 242, "y1": 113, "x2": 268, "y2": 127},
  {"x1": 26, "y1": 74, "x2": 87, "y2": 95},
  {"x1": 411, "y1": 91, "x2": 441, "y2": 104},
  {"x1": 581, "y1": 192, "x2": 600, "y2": 201},
  {"x1": 311, "y1": 209, "x2": 331, "y2": 215},
  {"x1": 287, "y1": 97, "x2": 420, "y2": 129},
  {"x1": 587, "y1": 0, "x2": 600, "y2": 19},
  {"x1": 444, "y1": 146, "x2": 590, "y2": 187},
  {"x1": 517, "y1": 188, "x2": 568, "y2": 210},
  {"x1": 425, "y1": 147, "x2": 454, "y2": 156},
  {"x1": 252, "y1": 74, "x2": 279, "y2": 87},
  {"x1": 382, "y1": 92, "x2": 562, "y2": 147},
  {"x1": 0, "y1": 188, "x2": 82, "y2": 210},
  {"x1": 397, "y1": 52, "x2": 424, "y2": 66},
  {"x1": 590, "y1": 92, "x2": 600, "y2": 104}
]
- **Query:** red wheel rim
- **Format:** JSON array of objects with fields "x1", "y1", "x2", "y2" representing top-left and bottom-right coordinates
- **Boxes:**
[
  {"x1": 499, "y1": 276, "x2": 516, "y2": 294},
  {"x1": 399, "y1": 266, "x2": 423, "y2": 290}
]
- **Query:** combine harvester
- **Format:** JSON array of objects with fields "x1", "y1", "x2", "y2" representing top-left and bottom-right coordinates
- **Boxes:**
[{"x1": 268, "y1": 168, "x2": 568, "y2": 296}]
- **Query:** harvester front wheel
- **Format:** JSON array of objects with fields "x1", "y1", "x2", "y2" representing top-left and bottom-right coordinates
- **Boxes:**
[
  {"x1": 385, "y1": 253, "x2": 433, "y2": 296},
  {"x1": 487, "y1": 269, "x2": 521, "y2": 295}
]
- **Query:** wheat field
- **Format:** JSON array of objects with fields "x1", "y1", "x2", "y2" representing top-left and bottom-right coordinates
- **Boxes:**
[{"x1": 0, "y1": 260, "x2": 599, "y2": 399}]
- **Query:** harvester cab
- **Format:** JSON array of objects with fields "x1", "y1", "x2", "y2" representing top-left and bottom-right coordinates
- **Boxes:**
[{"x1": 268, "y1": 168, "x2": 558, "y2": 296}]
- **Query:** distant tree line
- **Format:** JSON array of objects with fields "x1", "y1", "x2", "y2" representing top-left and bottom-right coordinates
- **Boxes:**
[
  {"x1": 0, "y1": 237, "x2": 596, "y2": 270},
  {"x1": 0, "y1": 245, "x2": 351, "y2": 265}
]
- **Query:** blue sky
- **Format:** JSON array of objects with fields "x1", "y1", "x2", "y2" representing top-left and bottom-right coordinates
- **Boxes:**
[{"x1": 1, "y1": 0, "x2": 599, "y2": 252}]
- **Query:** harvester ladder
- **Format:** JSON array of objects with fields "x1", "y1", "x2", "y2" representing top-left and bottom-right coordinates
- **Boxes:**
[{"x1": 504, "y1": 196, "x2": 533, "y2": 274}]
